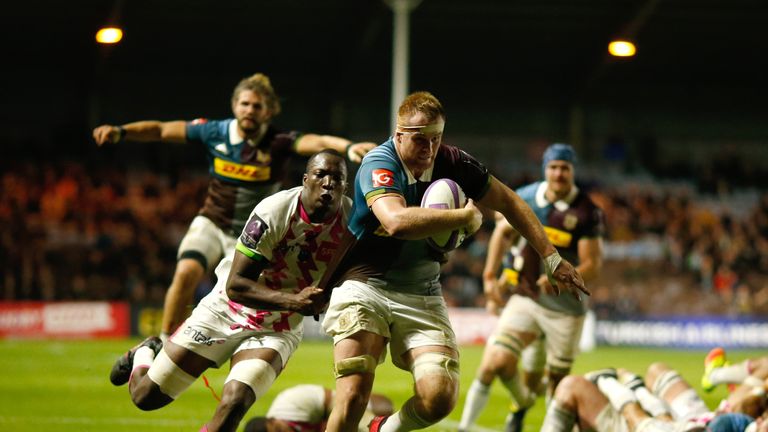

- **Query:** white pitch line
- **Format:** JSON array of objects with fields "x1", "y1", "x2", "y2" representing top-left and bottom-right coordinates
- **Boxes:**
[
  {"x1": 437, "y1": 418, "x2": 500, "y2": 432},
  {"x1": 0, "y1": 416, "x2": 201, "y2": 427}
]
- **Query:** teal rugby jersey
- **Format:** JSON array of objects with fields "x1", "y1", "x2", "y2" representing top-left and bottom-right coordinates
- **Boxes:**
[
  {"x1": 331, "y1": 138, "x2": 491, "y2": 296},
  {"x1": 186, "y1": 118, "x2": 300, "y2": 237},
  {"x1": 502, "y1": 181, "x2": 605, "y2": 314}
]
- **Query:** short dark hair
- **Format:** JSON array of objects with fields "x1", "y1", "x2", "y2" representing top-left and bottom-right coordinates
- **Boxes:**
[
  {"x1": 243, "y1": 416, "x2": 269, "y2": 432},
  {"x1": 306, "y1": 149, "x2": 346, "y2": 173}
]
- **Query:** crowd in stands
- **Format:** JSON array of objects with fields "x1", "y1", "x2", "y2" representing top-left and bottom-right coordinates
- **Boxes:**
[{"x1": 3, "y1": 159, "x2": 768, "y2": 318}]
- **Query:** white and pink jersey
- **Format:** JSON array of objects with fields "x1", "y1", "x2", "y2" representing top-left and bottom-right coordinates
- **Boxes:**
[{"x1": 199, "y1": 186, "x2": 351, "y2": 334}]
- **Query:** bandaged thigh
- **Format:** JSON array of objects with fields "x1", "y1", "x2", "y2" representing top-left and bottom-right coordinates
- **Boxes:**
[
  {"x1": 411, "y1": 352, "x2": 459, "y2": 383},
  {"x1": 225, "y1": 359, "x2": 277, "y2": 399},
  {"x1": 147, "y1": 350, "x2": 197, "y2": 399}
]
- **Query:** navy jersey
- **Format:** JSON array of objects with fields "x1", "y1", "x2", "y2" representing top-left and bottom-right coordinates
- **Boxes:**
[
  {"x1": 503, "y1": 181, "x2": 604, "y2": 314},
  {"x1": 186, "y1": 119, "x2": 300, "y2": 236},
  {"x1": 333, "y1": 138, "x2": 491, "y2": 295}
]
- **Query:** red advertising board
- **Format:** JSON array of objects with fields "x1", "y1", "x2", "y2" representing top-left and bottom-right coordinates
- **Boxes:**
[{"x1": 0, "y1": 302, "x2": 130, "y2": 338}]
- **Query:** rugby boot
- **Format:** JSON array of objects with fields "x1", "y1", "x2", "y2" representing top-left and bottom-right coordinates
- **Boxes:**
[
  {"x1": 503, "y1": 407, "x2": 528, "y2": 432},
  {"x1": 701, "y1": 347, "x2": 727, "y2": 392},
  {"x1": 109, "y1": 336, "x2": 163, "y2": 386}
]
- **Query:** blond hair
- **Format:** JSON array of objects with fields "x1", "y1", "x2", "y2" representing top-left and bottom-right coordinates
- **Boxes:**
[
  {"x1": 397, "y1": 91, "x2": 445, "y2": 125},
  {"x1": 232, "y1": 73, "x2": 281, "y2": 116}
]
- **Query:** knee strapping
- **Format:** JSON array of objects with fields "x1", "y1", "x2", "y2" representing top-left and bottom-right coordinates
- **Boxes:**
[
  {"x1": 334, "y1": 354, "x2": 377, "y2": 378},
  {"x1": 411, "y1": 352, "x2": 459, "y2": 383},
  {"x1": 147, "y1": 350, "x2": 197, "y2": 399},
  {"x1": 492, "y1": 332, "x2": 524, "y2": 356},
  {"x1": 651, "y1": 370, "x2": 682, "y2": 398},
  {"x1": 225, "y1": 359, "x2": 276, "y2": 399}
]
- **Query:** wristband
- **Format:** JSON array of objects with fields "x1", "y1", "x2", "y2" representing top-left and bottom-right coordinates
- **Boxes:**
[
  {"x1": 116, "y1": 126, "x2": 127, "y2": 143},
  {"x1": 345, "y1": 142, "x2": 356, "y2": 160},
  {"x1": 543, "y1": 251, "x2": 562, "y2": 285}
]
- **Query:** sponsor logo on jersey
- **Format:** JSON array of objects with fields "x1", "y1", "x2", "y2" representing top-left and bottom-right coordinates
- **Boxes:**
[
  {"x1": 564, "y1": 213, "x2": 578, "y2": 230},
  {"x1": 544, "y1": 226, "x2": 572, "y2": 248},
  {"x1": 241, "y1": 215, "x2": 269, "y2": 249},
  {"x1": 372, "y1": 169, "x2": 394, "y2": 187},
  {"x1": 503, "y1": 268, "x2": 519, "y2": 285},
  {"x1": 214, "y1": 158, "x2": 270, "y2": 181}
]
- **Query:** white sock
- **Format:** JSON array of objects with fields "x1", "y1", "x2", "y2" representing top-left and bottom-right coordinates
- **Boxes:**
[
  {"x1": 596, "y1": 376, "x2": 637, "y2": 412},
  {"x1": 633, "y1": 387, "x2": 670, "y2": 417},
  {"x1": 380, "y1": 399, "x2": 432, "y2": 432},
  {"x1": 458, "y1": 380, "x2": 491, "y2": 430},
  {"x1": 540, "y1": 400, "x2": 577, "y2": 432},
  {"x1": 132, "y1": 346, "x2": 156, "y2": 371},
  {"x1": 710, "y1": 361, "x2": 750, "y2": 385}
]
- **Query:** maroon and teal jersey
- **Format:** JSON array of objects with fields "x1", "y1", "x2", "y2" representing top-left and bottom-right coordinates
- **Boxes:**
[
  {"x1": 333, "y1": 138, "x2": 491, "y2": 295},
  {"x1": 503, "y1": 181, "x2": 605, "y2": 314},
  {"x1": 186, "y1": 118, "x2": 300, "y2": 236}
]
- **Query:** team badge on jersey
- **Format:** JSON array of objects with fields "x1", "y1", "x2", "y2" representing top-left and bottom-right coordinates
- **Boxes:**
[
  {"x1": 191, "y1": 118, "x2": 208, "y2": 125},
  {"x1": 564, "y1": 213, "x2": 578, "y2": 231},
  {"x1": 240, "y1": 215, "x2": 269, "y2": 249},
  {"x1": 372, "y1": 169, "x2": 394, "y2": 187}
]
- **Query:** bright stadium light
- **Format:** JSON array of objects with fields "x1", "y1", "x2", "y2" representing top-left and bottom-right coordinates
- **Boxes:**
[
  {"x1": 608, "y1": 40, "x2": 636, "y2": 57},
  {"x1": 96, "y1": 27, "x2": 123, "y2": 44}
]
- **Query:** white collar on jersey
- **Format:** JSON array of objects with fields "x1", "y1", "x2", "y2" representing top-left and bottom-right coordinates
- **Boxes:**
[
  {"x1": 229, "y1": 120, "x2": 268, "y2": 147},
  {"x1": 392, "y1": 137, "x2": 435, "y2": 185},
  {"x1": 535, "y1": 181, "x2": 579, "y2": 212}
]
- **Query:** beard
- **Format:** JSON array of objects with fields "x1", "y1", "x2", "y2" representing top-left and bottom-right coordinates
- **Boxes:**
[{"x1": 238, "y1": 118, "x2": 262, "y2": 135}]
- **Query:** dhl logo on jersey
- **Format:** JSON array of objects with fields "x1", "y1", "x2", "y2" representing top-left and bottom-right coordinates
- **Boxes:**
[
  {"x1": 544, "y1": 226, "x2": 572, "y2": 248},
  {"x1": 214, "y1": 158, "x2": 270, "y2": 182},
  {"x1": 503, "y1": 268, "x2": 519, "y2": 285}
]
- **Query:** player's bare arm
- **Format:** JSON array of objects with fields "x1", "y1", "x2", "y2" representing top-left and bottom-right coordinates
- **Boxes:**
[
  {"x1": 482, "y1": 213, "x2": 515, "y2": 310},
  {"x1": 479, "y1": 176, "x2": 588, "y2": 297},
  {"x1": 576, "y1": 237, "x2": 603, "y2": 282},
  {"x1": 225, "y1": 251, "x2": 323, "y2": 315},
  {"x1": 92, "y1": 120, "x2": 187, "y2": 146},
  {"x1": 370, "y1": 194, "x2": 482, "y2": 240},
  {"x1": 293, "y1": 134, "x2": 377, "y2": 163}
]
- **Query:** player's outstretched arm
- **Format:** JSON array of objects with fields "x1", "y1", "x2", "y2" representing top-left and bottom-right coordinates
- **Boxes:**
[
  {"x1": 226, "y1": 251, "x2": 324, "y2": 315},
  {"x1": 92, "y1": 120, "x2": 187, "y2": 146},
  {"x1": 294, "y1": 134, "x2": 376, "y2": 163},
  {"x1": 479, "y1": 176, "x2": 589, "y2": 298}
]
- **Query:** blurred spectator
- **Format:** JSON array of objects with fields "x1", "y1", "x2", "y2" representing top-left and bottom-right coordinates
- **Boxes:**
[{"x1": 3, "y1": 157, "x2": 768, "y2": 319}]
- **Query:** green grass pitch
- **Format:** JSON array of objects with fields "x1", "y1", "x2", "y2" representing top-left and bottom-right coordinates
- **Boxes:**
[{"x1": 0, "y1": 339, "x2": 761, "y2": 431}]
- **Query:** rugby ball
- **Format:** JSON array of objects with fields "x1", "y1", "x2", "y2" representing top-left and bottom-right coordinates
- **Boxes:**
[{"x1": 421, "y1": 178, "x2": 467, "y2": 252}]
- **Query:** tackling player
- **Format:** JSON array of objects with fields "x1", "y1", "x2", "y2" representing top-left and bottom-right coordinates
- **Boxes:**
[{"x1": 108, "y1": 151, "x2": 351, "y2": 432}]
